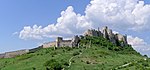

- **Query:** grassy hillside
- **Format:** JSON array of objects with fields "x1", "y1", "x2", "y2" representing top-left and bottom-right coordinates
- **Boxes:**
[{"x1": 0, "y1": 36, "x2": 150, "y2": 70}]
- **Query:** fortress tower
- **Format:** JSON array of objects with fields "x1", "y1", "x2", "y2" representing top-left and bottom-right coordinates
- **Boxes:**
[{"x1": 56, "y1": 37, "x2": 63, "y2": 47}]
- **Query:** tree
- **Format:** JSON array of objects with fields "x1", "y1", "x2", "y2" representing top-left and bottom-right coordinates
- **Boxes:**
[{"x1": 44, "y1": 59, "x2": 62, "y2": 70}]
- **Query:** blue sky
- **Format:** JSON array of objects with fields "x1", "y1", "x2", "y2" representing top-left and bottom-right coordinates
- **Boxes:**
[
  {"x1": 0, "y1": 0, "x2": 150, "y2": 56},
  {"x1": 0, "y1": 0, "x2": 90, "y2": 53}
]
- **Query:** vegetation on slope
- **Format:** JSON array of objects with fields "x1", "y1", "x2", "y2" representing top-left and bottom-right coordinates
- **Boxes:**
[{"x1": 0, "y1": 36, "x2": 150, "y2": 70}]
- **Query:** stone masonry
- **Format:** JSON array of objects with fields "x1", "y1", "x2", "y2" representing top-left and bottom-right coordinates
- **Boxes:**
[
  {"x1": 41, "y1": 35, "x2": 80, "y2": 48},
  {"x1": 84, "y1": 26, "x2": 128, "y2": 47},
  {"x1": 0, "y1": 49, "x2": 29, "y2": 58},
  {"x1": 0, "y1": 26, "x2": 128, "y2": 59}
]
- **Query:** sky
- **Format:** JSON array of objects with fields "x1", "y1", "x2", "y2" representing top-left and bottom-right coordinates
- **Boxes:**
[{"x1": 0, "y1": 0, "x2": 150, "y2": 56}]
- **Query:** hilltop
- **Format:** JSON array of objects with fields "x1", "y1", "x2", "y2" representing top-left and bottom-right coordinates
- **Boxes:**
[
  {"x1": 0, "y1": 26, "x2": 150, "y2": 70},
  {"x1": 0, "y1": 36, "x2": 150, "y2": 70},
  {"x1": 0, "y1": 26, "x2": 128, "y2": 59}
]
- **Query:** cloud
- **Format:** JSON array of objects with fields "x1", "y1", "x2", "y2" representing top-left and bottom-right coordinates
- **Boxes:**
[
  {"x1": 85, "y1": 0, "x2": 150, "y2": 30},
  {"x1": 127, "y1": 35, "x2": 150, "y2": 56},
  {"x1": 12, "y1": 32, "x2": 18, "y2": 36},
  {"x1": 19, "y1": 0, "x2": 150, "y2": 40},
  {"x1": 19, "y1": 25, "x2": 44, "y2": 40},
  {"x1": 112, "y1": 31, "x2": 150, "y2": 57},
  {"x1": 19, "y1": 6, "x2": 91, "y2": 40}
]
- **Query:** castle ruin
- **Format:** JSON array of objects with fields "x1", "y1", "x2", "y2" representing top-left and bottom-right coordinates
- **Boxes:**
[
  {"x1": 83, "y1": 26, "x2": 128, "y2": 47},
  {"x1": 0, "y1": 26, "x2": 128, "y2": 58},
  {"x1": 41, "y1": 36, "x2": 80, "y2": 48},
  {"x1": 0, "y1": 49, "x2": 29, "y2": 58}
]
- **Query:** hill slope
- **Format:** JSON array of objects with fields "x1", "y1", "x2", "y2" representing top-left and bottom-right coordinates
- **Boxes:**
[{"x1": 0, "y1": 36, "x2": 150, "y2": 70}]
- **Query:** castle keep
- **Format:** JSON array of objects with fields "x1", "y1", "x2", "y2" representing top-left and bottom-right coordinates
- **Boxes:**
[{"x1": 0, "y1": 26, "x2": 128, "y2": 58}]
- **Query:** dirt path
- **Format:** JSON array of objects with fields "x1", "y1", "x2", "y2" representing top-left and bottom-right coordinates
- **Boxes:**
[
  {"x1": 68, "y1": 53, "x2": 82, "y2": 68},
  {"x1": 113, "y1": 58, "x2": 148, "y2": 70}
]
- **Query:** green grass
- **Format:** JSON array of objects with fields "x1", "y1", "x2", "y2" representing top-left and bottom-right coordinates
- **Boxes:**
[{"x1": 0, "y1": 36, "x2": 150, "y2": 70}]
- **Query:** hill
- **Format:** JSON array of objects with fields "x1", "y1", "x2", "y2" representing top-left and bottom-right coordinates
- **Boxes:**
[{"x1": 0, "y1": 36, "x2": 150, "y2": 70}]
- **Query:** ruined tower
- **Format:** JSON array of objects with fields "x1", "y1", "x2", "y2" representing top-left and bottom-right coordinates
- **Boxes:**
[
  {"x1": 71, "y1": 35, "x2": 80, "y2": 47},
  {"x1": 102, "y1": 26, "x2": 109, "y2": 40},
  {"x1": 56, "y1": 37, "x2": 63, "y2": 47}
]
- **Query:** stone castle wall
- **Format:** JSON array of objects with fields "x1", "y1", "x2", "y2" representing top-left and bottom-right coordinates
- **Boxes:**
[
  {"x1": 0, "y1": 49, "x2": 29, "y2": 58},
  {"x1": 41, "y1": 36, "x2": 80, "y2": 48},
  {"x1": 0, "y1": 53, "x2": 5, "y2": 58},
  {"x1": 41, "y1": 26, "x2": 128, "y2": 48},
  {"x1": 59, "y1": 40, "x2": 72, "y2": 47},
  {"x1": 84, "y1": 26, "x2": 128, "y2": 47},
  {"x1": 42, "y1": 38, "x2": 72, "y2": 48},
  {"x1": 84, "y1": 29, "x2": 102, "y2": 37},
  {"x1": 42, "y1": 41, "x2": 56, "y2": 48},
  {"x1": 0, "y1": 26, "x2": 128, "y2": 59}
]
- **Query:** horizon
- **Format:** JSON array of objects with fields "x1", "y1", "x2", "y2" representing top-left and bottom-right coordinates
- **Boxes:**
[{"x1": 0, "y1": 0, "x2": 150, "y2": 57}]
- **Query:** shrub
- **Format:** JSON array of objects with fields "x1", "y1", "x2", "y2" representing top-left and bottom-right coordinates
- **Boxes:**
[
  {"x1": 65, "y1": 47, "x2": 72, "y2": 51},
  {"x1": 63, "y1": 62, "x2": 69, "y2": 66},
  {"x1": 50, "y1": 52, "x2": 57, "y2": 56},
  {"x1": 81, "y1": 60, "x2": 84, "y2": 62},
  {"x1": 114, "y1": 47, "x2": 120, "y2": 51},
  {"x1": 32, "y1": 67, "x2": 36, "y2": 70},
  {"x1": 86, "y1": 61, "x2": 90, "y2": 64},
  {"x1": 79, "y1": 50, "x2": 82, "y2": 52},
  {"x1": 72, "y1": 60, "x2": 75, "y2": 63},
  {"x1": 63, "y1": 50, "x2": 65, "y2": 52},
  {"x1": 16, "y1": 54, "x2": 34, "y2": 60},
  {"x1": 60, "y1": 59, "x2": 69, "y2": 66},
  {"x1": 108, "y1": 47, "x2": 113, "y2": 50},
  {"x1": 95, "y1": 48, "x2": 97, "y2": 50},
  {"x1": 73, "y1": 51, "x2": 80, "y2": 56},
  {"x1": 142, "y1": 62, "x2": 149, "y2": 67},
  {"x1": 44, "y1": 59, "x2": 62, "y2": 70}
]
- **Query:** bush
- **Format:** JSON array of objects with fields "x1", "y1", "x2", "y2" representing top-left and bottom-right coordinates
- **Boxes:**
[
  {"x1": 72, "y1": 60, "x2": 75, "y2": 63},
  {"x1": 114, "y1": 47, "x2": 120, "y2": 51},
  {"x1": 44, "y1": 59, "x2": 62, "y2": 70},
  {"x1": 60, "y1": 59, "x2": 69, "y2": 66},
  {"x1": 86, "y1": 61, "x2": 90, "y2": 64},
  {"x1": 142, "y1": 62, "x2": 149, "y2": 67},
  {"x1": 108, "y1": 47, "x2": 113, "y2": 50},
  {"x1": 65, "y1": 47, "x2": 72, "y2": 51},
  {"x1": 32, "y1": 67, "x2": 36, "y2": 70},
  {"x1": 79, "y1": 50, "x2": 82, "y2": 52},
  {"x1": 16, "y1": 54, "x2": 34, "y2": 60},
  {"x1": 73, "y1": 51, "x2": 80, "y2": 56},
  {"x1": 50, "y1": 52, "x2": 57, "y2": 56}
]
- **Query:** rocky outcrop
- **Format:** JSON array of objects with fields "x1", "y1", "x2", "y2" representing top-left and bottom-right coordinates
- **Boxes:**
[{"x1": 84, "y1": 26, "x2": 128, "y2": 47}]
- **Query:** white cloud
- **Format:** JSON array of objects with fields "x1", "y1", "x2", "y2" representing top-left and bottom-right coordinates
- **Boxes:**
[
  {"x1": 18, "y1": 0, "x2": 150, "y2": 40},
  {"x1": 85, "y1": 0, "x2": 150, "y2": 30},
  {"x1": 19, "y1": 25, "x2": 44, "y2": 40},
  {"x1": 127, "y1": 36, "x2": 150, "y2": 56},
  {"x1": 12, "y1": 32, "x2": 18, "y2": 36},
  {"x1": 127, "y1": 35, "x2": 146, "y2": 48},
  {"x1": 19, "y1": 6, "x2": 91, "y2": 40}
]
